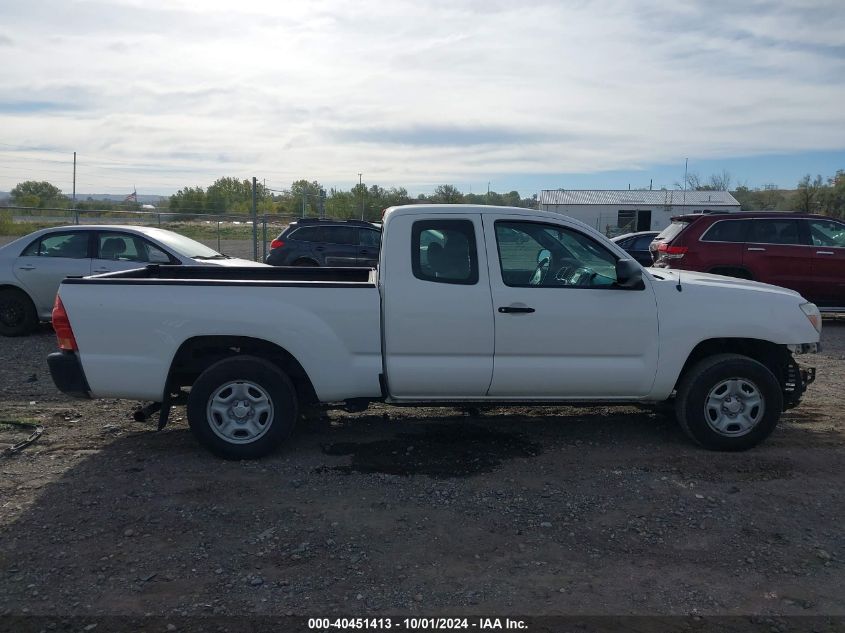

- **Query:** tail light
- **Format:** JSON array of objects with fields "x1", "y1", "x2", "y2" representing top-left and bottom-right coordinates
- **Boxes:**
[
  {"x1": 270, "y1": 239, "x2": 285, "y2": 250},
  {"x1": 657, "y1": 243, "x2": 688, "y2": 259},
  {"x1": 52, "y1": 295, "x2": 78, "y2": 351}
]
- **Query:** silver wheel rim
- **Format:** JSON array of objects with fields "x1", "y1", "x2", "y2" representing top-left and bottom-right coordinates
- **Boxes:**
[
  {"x1": 704, "y1": 377, "x2": 765, "y2": 437},
  {"x1": 206, "y1": 381, "x2": 274, "y2": 444}
]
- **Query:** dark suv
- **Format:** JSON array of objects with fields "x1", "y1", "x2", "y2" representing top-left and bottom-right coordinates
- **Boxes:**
[
  {"x1": 266, "y1": 219, "x2": 381, "y2": 267},
  {"x1": 650, "y1": 212, "x2": 845, "y2": 310}
]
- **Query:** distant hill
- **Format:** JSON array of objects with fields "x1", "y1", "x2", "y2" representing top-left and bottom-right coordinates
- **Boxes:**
[
  {"x1": 0, "y1": 191, "x2": 167, "y2": 205},
  {"x1": 77, "y1": 193, "x2": 167, "y2": 205}
]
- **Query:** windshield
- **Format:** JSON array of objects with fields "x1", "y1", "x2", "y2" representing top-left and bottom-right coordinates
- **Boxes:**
[
  {"x1": 141, "y1": 228, "x2": 224, "y2": 258},
  {"x1": 655, "y1": 220, "x2": 690, "y2": 243}
]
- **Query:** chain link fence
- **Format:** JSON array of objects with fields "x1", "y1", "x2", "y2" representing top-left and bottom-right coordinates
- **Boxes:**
[{"x1": 0, "y1": 206, "x2": 300, "y2": 262}]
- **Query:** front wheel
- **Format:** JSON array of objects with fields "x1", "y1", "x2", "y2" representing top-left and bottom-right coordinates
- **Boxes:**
[
  {"x1": 675, "y1": 354, "x2": 783, "y2": 451},
  {"x1": 187, "y1": 356, "x2": 298, "y2": 459}
]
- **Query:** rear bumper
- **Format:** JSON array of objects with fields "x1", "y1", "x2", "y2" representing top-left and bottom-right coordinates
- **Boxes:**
[{"x1": 47, "y1": 351, "x2": 91, "y2": 399}]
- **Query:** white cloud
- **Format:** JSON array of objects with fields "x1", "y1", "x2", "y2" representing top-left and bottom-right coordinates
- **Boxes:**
[{"x1": 0, "y1": 0, "x2": 843, "y2": 193}]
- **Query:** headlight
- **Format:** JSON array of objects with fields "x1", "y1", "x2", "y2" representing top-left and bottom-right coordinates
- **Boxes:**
[{"x1": 800, "y1": 302, "x2": 822, "y2": 334}]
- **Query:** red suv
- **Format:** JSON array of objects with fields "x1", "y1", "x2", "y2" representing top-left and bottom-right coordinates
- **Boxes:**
[{"x1": 651, "y1": 212, "x2": 845, "y2": 310}]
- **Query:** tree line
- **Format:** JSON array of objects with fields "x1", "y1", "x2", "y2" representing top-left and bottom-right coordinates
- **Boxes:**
[
  {"x1": 681, "y1": 169, "x2": 845, "y2": 217},
  {"x1": 168, "y1": 178, "x2": 539, "y2": 220},
  {"x1": 5, "y1": 169, "x2": 845, "y2": 220}
]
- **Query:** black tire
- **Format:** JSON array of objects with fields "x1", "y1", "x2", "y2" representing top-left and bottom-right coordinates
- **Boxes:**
[
  {"x1": 293, "y1": 258, "x2": 318, "y2": 267},
  {"x1": 675, "y1": 353, "x2": 782, "y2": 451},
  {"x1": 187, "y1": 355, "x2": 298, "y2": 459},
  {"x1": 0, "y1": 288, "x2": 38, "y2": 337}
]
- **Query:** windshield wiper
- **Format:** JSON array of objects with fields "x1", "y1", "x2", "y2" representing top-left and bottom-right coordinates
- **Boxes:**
[{"x1": 193, "y1": 254, "x2": 229, "y2": 260}]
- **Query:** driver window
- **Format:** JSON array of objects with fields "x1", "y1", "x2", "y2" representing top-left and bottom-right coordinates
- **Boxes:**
[{"x1": 494, "y1": 221, "x2": 618, "y2": 288}]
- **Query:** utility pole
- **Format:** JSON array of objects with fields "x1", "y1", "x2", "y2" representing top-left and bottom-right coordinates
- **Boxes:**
[
  {"x1": 358, "y1": 172, "x2": 364, "y2": 220},
  {"x1": 251, "y1": 176, "x2": 258, "y2": 262},
  {"x1": 683, "y1": 158, "x2": 688, "y2": 207},
  {"x1": 72, "y1": 152, "x2": 78, "y2": 224},
  {"x1": 487, "y1": 181, "x2": 491, "y2": 204}
]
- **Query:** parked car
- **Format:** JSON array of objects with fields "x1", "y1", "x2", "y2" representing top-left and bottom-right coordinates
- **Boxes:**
[
  {"x1": 611, "y1": 231, "x2": 660, "y2": 266},
  {"x1": 0, "y1": 225, "x2": 265, "y2": 336},
  {"x1": 265, "y1": 218, "x2": 381, "y2": 267},
  {"x1": 650, "y1": 212, "x2": 845, "y2": 311},
  {"x1": 49, "y1": 205, "x2": 819, "y2": 459}
]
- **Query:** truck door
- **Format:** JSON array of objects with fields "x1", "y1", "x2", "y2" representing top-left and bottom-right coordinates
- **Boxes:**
[
  {"x1": 382, "y1": 214, "x2": 494, "y2": 399},
  {"x1": 482, "y1": 215, "x2": 659, "y2": 399}
]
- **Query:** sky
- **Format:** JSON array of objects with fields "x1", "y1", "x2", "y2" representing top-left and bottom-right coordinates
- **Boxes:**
[{"x1": 0, "y1": 0, "x2": 844, "y2": 197}]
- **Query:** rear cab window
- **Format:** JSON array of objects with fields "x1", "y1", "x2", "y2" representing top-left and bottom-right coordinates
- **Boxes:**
[{"x1": 412, "y1": 220, "x2": 478, "y2": 285}]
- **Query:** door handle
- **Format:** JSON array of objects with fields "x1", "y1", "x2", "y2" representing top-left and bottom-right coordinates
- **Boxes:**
[
  {"x1": 359, "y1": 250, "x2": 368, "y2": 254},
  {"x1": 315, "y1": 246, "x2": 325, "y2": 252},
  {"x1": 93, "y1": 268, "x2": 110, "y2": 273},
  {"x1": 498, "y1": 306, "x2": 535, "y2": 314},
  {"x1": 747, "y1": 247, "x2": 766, "y2": 252},
  {"x1": 816, "y1": 251, "x2": 835, "y2": 255},
  {"x1": 17, "y1": 265, "x2": 36, "y2": 271}
]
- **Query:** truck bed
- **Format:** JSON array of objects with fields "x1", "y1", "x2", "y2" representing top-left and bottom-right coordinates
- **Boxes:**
[
  {"x1": 57, "y1": 264, "x2": 383, "y2": 402},
  {"x1": 65, "y1": 264, "x2": 376, "y2": 286}
]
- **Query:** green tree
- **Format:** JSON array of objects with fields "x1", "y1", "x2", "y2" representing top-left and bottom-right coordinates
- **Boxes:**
[
  {"x1": 792, "y1": 174, "x2": 824, "y2": 214},
  {"x1": 206, "y1": 177, "x2": 265, "y2": 214},
  {"x1": 10, "y1": 180, "x2": 67, "y2": 208},
  {"x1": 431, "y1": 184, "x2": 463, "y2": 203},
  {"x1": 818, "y1": 170, "x2": 845, "y2": 219},
  {"x1": 290, "y1": 180, "x2": 325, "y2": 216},
  {"x1": 169, "y1": 186, "x2": 208, "y2": 214}
]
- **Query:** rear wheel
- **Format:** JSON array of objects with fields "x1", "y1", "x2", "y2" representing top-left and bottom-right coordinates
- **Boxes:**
[
  {"x1": 0, "y1": 288, "x2": 38, "y2": 336},
  {"x1": 187, "y1": 355, "x2": 298, "y2": 459},
  {"x1": 675, "y1": 353, "x2": 782, "y2": 451}
]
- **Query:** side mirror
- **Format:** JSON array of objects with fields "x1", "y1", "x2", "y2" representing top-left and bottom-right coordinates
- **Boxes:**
[
  {"x1": 537, "y1": 248, "x2": 551, "y2": 264},
  {"x1": 615, "y1": 258, "x2": 644, "y2": 290}
]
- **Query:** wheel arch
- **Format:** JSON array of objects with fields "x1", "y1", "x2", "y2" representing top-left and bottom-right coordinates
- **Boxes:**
[
  {"x1": 0, "y1": 282, "x2": 35, "y2": 300},
  {"x1": 167, "y1": 335, "x2": 318, "y2": 406},
  {"x1": 676, "y1": 338, "x2": 790, "y2": 393}
]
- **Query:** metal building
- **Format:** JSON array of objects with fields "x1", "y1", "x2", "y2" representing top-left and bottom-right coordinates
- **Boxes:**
[{"x1": 538, "y1": 189, "x2": 741, "y2": 235}]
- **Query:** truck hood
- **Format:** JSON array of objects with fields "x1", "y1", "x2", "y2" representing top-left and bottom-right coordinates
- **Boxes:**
[{"x1": 646, "y1": 268, "x2": 803, "y2": 300}]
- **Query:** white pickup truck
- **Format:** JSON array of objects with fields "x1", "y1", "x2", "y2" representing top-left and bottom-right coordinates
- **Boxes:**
[{"x1": 48, "y1": 205, "x2": 820, "y2": 459}]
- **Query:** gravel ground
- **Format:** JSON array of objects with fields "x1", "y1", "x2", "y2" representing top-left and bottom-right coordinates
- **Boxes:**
[{"x1": 0, "y1": 321, "x2": 843, "y2": 619}]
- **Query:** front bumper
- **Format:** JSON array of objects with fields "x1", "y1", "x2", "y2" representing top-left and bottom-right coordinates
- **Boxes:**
[
  {"x1": 783, "y1": 358, "x2": 816, "y2": 410},
  {"x1": 47, "y1": 351, "x2": 91, "y2": 399}
]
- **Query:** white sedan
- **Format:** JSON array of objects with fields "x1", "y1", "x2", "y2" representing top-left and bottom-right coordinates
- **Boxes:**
[{"x1": 0, "y1": 225, "x2": 265, "y2": 336}]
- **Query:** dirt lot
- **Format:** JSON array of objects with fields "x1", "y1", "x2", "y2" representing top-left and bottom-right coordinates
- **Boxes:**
[{"x1": 0, "y1": 322, "x2": 843, "y2": 620}]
